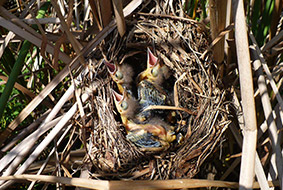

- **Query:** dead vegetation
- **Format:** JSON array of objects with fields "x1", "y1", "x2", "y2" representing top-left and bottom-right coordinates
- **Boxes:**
[{"x1": 0, "y1": 0, "x2": 282, "y2": 189}]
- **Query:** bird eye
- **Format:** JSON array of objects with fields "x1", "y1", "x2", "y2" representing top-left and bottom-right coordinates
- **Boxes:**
[
  {"x1": 151, "y1": 67, "x2": 158, "y2": 77},
  {"x1": 115, "y1": 71, "x2": 123, "y2": 80},
  {"x1": 121, "y1": 101, "x2": 128, "y2": 110}
]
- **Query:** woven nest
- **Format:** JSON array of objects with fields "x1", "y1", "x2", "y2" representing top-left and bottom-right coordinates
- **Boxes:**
[{"x1": 77, "y1": 1, "x2": 231, "y2": 180}]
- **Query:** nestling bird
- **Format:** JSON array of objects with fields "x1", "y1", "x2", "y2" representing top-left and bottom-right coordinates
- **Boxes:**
[
  {"x1": 136, "y1": 48, "x2": 173, "y2": 121},
  {"x1": 111, "y1": 88, "x2": 140, "y2": 126},
  {"x1": 138, "y1": 79, "x2": 171, "y2": 108},
  {"x1": 137, "y1": 48, "x2": 171, "y2": 86},
  {"x1": 112, "y1": 88, "x2": 176, "y2": 151},
  {"x1": 104, "y1": 61, "x2": 135, "y2": 95},
  {"x1": 137, "y1": 48, "x2": 172, "y2": 107},
  {"x1": 137, "y1": 79, "x2": 173, "y2": 122}
]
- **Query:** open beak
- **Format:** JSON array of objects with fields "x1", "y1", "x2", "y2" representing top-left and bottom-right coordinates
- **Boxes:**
[
  {"x1": 111, "y1": 89, "x2": 123, "y2": 103},
  {"x1": 147, "y1": 48, "x2": 158, "y2": 68},
  {"x1": 104, "y1": 61, "x2": 116, "y2": 74}
]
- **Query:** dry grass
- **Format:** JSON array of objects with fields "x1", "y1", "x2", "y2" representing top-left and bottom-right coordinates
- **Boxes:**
[{"x1": 0, "y1": 0, "x2": 282, "y2": 189}]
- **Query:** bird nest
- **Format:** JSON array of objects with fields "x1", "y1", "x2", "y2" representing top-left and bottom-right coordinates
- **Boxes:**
[{"x1": 78, "y1": 1, "x2": 230, "y2": 180}]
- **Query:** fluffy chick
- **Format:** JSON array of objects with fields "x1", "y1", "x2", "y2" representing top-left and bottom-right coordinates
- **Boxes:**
[
  {"x1": 111, "y1": 88, "x2": 140, "y2": 127},
  {"x1": 137, "y1": 80, "x2": 173, "y2": 122},
  {"x1": 104, "y1": 61, "x2": 135, "y2": 94},
  {"x1": 112, "y1": 89, "x2": 176, "y2": 151},
  {"x1": 137, "y1": 48, "x2": 171, "y2": 86},
  {"x1": 136, "y1": 48, "x2": 173, "y2": 120}
]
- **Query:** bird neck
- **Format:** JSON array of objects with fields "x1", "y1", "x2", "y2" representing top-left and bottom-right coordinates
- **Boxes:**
[
  {"x1": 117, "y1": 84, "x2": 124, "y2": 94},
  {"x1": 120, "y1": 115, "x2": 128, "y2": 125}
]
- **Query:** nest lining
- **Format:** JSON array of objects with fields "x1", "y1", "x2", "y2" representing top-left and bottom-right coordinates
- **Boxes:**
[{"x1": 77, "y1": 1, "x2": 231, "y2": 180}]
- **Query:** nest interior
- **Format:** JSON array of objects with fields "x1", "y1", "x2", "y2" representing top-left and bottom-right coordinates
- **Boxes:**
[{"x1": 79, "y1": 1, "x2": 231, "y2": 180}]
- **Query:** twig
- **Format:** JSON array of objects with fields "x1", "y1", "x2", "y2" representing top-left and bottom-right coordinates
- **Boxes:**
[
  {"x1": 143, "y1": 105, "x2": 197, "y2": 115},
  {"x1": 262, "y1": 30, "x2": 283, "y2": 52},
  {"x1": 200, "y1": 24, "x2": 234, "y2": 59},
  {"x1": 138, "y1": 12, "x2": 199, "y2": 24}
]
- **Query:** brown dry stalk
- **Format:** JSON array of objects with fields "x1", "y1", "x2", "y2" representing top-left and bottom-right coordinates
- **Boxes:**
[{"x1": 0, "y1": 174, "x2": 280, "y2": 189}]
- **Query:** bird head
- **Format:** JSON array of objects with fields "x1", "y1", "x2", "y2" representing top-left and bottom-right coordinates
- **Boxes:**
[
  {"x1": 104, "y1": 61, "x2": 123, "y2": 83},
  {"x1": 111, "y1": 88, "x2": 139, "y2": 120},
  {"x1": 104, "y1": 61, "x2": 134, "y2": 84},
  {"x1": 137, "y1": 48, "x2": 170, "y2": 85},
  {"x1": 104, "y1": 61, "x2": 135, "y2": 94}
]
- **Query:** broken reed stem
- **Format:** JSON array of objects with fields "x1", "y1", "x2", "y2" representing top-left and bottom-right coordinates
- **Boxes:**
[{"x1": 233, "y1": 0, "x2": 257, "y2": 189}]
